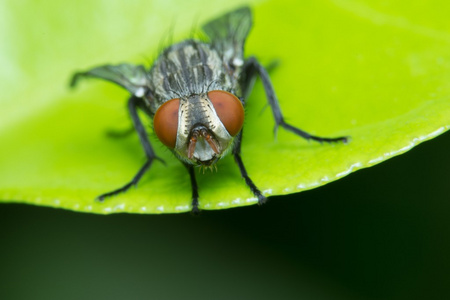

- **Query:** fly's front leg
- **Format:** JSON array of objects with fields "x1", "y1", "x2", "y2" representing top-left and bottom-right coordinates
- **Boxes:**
[
  {"x1": 97, "y1": 96, "x2": 164, "y2": 201},
  {"x1": 105, "y1": 100, "x2": 154, "y2": 139},
  {"x1": 184, "y1": 164, "x2": 200, "y2": 214},
  {"x1": 242, "y1": 57, "x2": 349, "y2": 144},
  {"x1": 232, "y1": 131, "x2": 267, "y2": 205}
]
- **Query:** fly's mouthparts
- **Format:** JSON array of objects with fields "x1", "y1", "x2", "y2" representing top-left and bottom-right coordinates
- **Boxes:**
[
  {"x1": 204, "y1": 131, "x2": 220, "y2": 155},
  {"x1": 187, "y1": 126, "x2": 221, "y2": 159},
  {"x1": 187, "y1": 135, "x2": 197, "y2": 159}
]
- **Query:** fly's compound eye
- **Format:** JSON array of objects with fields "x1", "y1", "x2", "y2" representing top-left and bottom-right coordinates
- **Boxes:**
[
  {"x1": 208, "y1": 90, "x2": 244, "y2": 136},
  {"x1": 153, "y1": 98, "x2": 180, "y2": 148}
]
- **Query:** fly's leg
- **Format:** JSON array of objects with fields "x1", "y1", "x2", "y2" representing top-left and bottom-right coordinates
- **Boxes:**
[
  {"x1": 97, "y1": 96, "x2": 164, "y2": 201},
  {"x1": 185, "y1": 164, "x2": 200, "y2": 214},
  {"x1": 106, "y1": 98, "x2": 154, "y2": 139},
  {"x1": 232, "y1": 131, "x2": 267, "y2": 205},
  {"x1": 97, "y1": 160, "x2": 152, "y2": 200},
  {"x1": 241, "y1": 57, "x2": 349, "y2": 143},
  {"x1": 128, "y1": 96, "x2": 164, "y2": 162}
]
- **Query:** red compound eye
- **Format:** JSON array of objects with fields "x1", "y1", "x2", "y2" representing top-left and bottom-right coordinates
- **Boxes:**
[
  {"x1": 153, "y1": 98, "x2": 180, "y2": 148},
  {"x1": 208, "y1": 90, "x2": 244, "y2": 136}
]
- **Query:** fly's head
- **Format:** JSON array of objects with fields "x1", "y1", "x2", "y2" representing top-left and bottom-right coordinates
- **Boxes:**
[{"x1": 153, "y1": 90, "x2": 244, "y2": 166}]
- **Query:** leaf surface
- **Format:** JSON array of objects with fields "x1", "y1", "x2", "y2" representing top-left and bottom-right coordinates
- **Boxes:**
[{"x1": 1, "y1": 0, "x2": 449, "y2": 213}]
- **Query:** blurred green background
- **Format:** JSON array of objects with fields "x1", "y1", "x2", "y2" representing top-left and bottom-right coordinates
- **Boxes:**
[{"x1": 1, "y1": 131, "x2": 449, "y2": 300}]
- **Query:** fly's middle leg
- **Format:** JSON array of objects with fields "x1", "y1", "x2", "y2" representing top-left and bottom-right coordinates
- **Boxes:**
[
  {"x1": 185, "y1": 164, "x2": 200, "y2": 214},
  {"x1": 232, "y1": 131, "x2": 267, "y2": 205},
  {"x1": 97, "y1": 96, "x2": 164, "y2": 201},
  {"x1": 241, "y1": 57, "x2": 349, "y2": 144},
  {"x1": 106, "y1": 126, "x2": 135, "y2": 138}
]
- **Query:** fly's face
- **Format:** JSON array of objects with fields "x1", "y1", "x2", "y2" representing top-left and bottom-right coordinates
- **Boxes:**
[{"x1": 153, "y1": 90, "x2": 244, "y2": 166}]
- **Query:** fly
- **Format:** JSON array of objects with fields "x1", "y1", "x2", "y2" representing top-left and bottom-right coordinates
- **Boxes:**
[{"x1": 70, "y1": 6, "x2": 348, "y2": 213}]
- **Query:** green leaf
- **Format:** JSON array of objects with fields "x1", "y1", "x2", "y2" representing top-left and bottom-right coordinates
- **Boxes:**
[{"x1": 1, "y1": 0, "x2": 449, "y2": 214}]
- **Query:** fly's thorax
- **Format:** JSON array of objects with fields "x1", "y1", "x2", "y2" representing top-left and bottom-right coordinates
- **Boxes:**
[{"x1": 147, "y1": 40, "x2": 235, "y2": 109}]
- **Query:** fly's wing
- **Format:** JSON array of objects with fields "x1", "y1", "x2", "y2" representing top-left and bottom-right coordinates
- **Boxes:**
[
  {"x1": 202, "y1": 6, "x2": 252, "y2": 65},
  {"x1": 70, "y1": 64, "x2": 149, "y2": 97}
]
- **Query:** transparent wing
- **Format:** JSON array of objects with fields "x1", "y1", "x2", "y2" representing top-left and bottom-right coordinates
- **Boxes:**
[
  {"x1": 202, "y1": 6, "x2": 252, "y2": 63},
  {"x1": 70, "y1": 64, "x2": 149, "y2": 97}
]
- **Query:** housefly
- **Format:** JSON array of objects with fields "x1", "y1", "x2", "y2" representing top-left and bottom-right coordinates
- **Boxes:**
[{"x1": 70, "y1": 6, "x2": 348, "y2": 213}]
